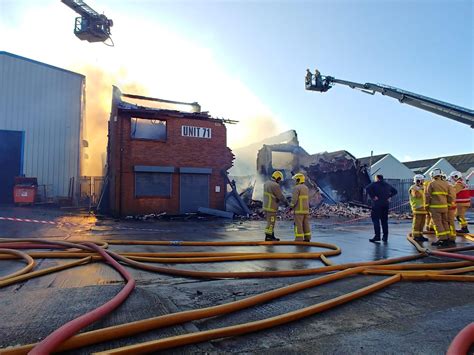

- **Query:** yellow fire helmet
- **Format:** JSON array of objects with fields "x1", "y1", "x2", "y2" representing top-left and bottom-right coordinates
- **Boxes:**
[
  {"x1": 271, "y1": 170, "x2": 284, "y2": 181},
  {"x1": 292, "y1": 173, "x2": 305, "y2": 184}
]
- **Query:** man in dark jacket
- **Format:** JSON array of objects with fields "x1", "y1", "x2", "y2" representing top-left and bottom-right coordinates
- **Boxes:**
[{"x1": 365, "y1": 175, "x2": 398, "y2": 243}]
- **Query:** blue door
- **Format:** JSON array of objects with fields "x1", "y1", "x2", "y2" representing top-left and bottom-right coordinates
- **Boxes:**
[
  {"x1": 0, "y1": 130, "x2": 24, "y2": 203},
  {"x1": 179, "y1": 174, "x2": 209, "y2": 213}
]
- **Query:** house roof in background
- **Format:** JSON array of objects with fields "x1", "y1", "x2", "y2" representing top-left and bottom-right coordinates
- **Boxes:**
[
  {"x1": 357, "y1": 154, "x2": 389, "y2": 167},
  {"x1": 404, "y1": 153, "x2": 474, "y2": 173}
]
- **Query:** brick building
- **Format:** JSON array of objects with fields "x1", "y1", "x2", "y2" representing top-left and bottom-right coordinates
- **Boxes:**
[{"x1": 107, "y1": 87, "x2": 234, "y2": 216}]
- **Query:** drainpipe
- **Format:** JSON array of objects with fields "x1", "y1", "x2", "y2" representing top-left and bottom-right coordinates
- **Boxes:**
[{"x1": 118, "y1": 115, "x2": 124, "y2": 217}]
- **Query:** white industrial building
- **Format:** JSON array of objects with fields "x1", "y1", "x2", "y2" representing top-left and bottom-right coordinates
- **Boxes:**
[
  {"x1": 0, "y1": 51, "x2": 85, "y2": 203},
  {"x1": 358, "y1": 153, "x2": 415, "y2": 180}
]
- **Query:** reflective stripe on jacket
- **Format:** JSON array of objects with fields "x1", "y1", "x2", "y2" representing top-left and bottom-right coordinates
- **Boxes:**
[
  {"x1": 263, "y1": 180, "x2": 286, "y2": 212},
  {"x1": 291, "y1": 184, "x2": 309, "y2": 215},
  {"x1": 409, "y1": 184, "x2": 426, "y2": 213},
  {"x1": 425, "y1": 178, "x2": 450, "y2": 211},
  {"x1": 455, "y1": 180, "x2": 471, "y2": 207}
]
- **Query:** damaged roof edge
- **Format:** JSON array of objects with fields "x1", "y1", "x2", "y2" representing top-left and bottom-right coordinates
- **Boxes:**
[{"x1": 112, "y1": 85, "x2": 238, "y2": 123}]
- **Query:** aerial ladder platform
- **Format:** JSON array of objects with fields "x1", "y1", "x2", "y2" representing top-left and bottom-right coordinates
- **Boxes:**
[
  {"x1": 305, "y1": 70, "x2": 474, "y2": 128},
  {"x1": 62, "y1": 0, "x2": 113, "y2": 43}
]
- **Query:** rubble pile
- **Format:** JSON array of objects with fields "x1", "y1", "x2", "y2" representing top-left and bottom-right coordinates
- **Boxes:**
[
  {"x1": 310, "y1": 203, "x2": 370, "y2": 219},
  {"x1": 245, "y1": 202, "x2": 412, "y2": 222},
  {"x1": 245, "y1": 203, "x2": 369, "y2": 221}
]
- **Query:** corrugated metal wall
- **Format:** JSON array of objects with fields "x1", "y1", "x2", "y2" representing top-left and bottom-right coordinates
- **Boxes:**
[{"x1": 0, "y1": 52, "x2": 84, "y2": 199}]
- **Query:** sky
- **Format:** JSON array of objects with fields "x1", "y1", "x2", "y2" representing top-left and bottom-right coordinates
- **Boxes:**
[{"x1": 1, "y1": 0, "x2": 473, "y2": 173}]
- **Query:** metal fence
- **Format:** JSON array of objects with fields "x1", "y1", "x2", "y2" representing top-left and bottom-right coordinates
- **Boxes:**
[
  {"x1": 78, "y1": 176, "x2": 104, "y2": 208},
  {"x1": 386, "y1": 179, "x2": 412, "y2": 213},
  {"x1": 364, "y1": 178, "x2": 412, "y2": 214}
]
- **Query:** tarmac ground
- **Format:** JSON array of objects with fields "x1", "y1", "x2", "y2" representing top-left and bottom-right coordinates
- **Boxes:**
[{"x1": 0, "y1": 206, "x2": 473, "y2": 354}]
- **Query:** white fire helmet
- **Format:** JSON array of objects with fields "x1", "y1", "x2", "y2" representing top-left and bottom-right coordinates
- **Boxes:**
[
  {"x1": 429, "y1": 168, "x2": 443, "y2": 179},
  {"x1": 449, "y1": 171, "x2": 462, "y2": 181},
  {"x1": 413, "y1": 174, "x2": 425, "y2": 183}
]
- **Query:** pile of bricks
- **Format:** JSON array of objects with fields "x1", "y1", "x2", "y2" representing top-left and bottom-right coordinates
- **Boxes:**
[{"x1": 247, "y1": 203, "x2": 411, "y2": 221}]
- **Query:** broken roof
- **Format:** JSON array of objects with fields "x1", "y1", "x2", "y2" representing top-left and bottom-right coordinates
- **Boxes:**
[
  {"x1": 118, "y1": 100, "x2": 221, "y2": 121},
  {"x1": 114, "y1": 86, "x2": 237, "y2": 123}
]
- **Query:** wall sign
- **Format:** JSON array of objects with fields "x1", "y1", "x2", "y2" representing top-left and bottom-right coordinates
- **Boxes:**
[{"x1": 181, "y1": 125, "x2": 212, "y2": 139}]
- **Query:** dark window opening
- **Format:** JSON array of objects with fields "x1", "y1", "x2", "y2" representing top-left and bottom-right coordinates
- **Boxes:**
[
  {"x1": 131, "y1": 117, "x2": 167, "y2": 140},
  {"x1": 135, "y1": 172, "x2": 172, "y2": 197}
]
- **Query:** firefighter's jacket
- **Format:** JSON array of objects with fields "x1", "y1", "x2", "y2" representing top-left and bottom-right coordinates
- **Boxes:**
[
  {"x1": 448, "y1": 183, "x2": 457, "y2": 211},
  {"x1": 291, "y1": 183, "x2": 310, "y2": 215},
  {"x1": 425, "y1": 178, "x2": 452, "y2": 212},
  {"x1": 263, "y1": 180, "x2": 286, "y2": 213},
  {"x1": 454, "y1": 180, "x2": 471, "y2": 208},
  {"x1": 409, "y1": 184, "x2": 426, "y2": 213}
]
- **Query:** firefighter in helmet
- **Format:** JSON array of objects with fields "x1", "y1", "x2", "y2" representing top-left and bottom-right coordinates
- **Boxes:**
[
  {"x1": 263, "y1": 170, "x2": 288, "y2": 241},
  {"x1": 290, "y1": 173, "x2": 311, "y2": 242},
  {"x1": 426, "y1": 168, "x2": 452, "y2": 246},
  {"x1": 409, "y1": 174, "x2": 429, "y2": 242},
  {"x1": 449, "y1": 171, "x2": 471, "y2": 234}
]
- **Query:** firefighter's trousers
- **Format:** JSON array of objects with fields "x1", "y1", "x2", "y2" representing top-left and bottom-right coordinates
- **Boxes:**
[
  {"x1": 294, "y1": 214, "x2": 311, "y2": 241},
  {"x1": 265, "y1": 212, "x2": 277, "y2": 236},
  {"x1": 430, "y1": 209, "x2": 449, "y2": 240},
  {"x1": 447, "y1": 209, "x2": 457, "y2": 239},
  {"x1": 411, "y1": 211, "x2": 426, "y2": 237},
  {"x1": 425, "y1": 214, "x2": 434, "y2": 231},
  {"x1": 456, "y1": 206, "x2": 470, "y2": 228}
]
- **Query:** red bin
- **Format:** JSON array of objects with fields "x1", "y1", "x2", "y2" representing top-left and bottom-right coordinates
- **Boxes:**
[{"x1": 13, "y1": 177, "x2": 38, "y2": 204}]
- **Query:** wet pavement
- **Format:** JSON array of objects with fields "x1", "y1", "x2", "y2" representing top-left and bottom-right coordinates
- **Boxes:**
[{"x1": 0, "y1": 206, "x2": 473, "y2": 354}]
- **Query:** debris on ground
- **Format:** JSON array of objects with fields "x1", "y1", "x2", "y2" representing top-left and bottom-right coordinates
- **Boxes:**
[{"x1": 241, "y1": 202, "x2": 412, "y2": 222}]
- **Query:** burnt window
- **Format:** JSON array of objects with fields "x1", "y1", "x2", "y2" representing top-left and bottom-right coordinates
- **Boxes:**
[
  {"x1": 135, "y1": 172, "x2": 172, "y2": 197},
  {"x1": 131, "y1": 118, "x2": 167, "y2": 140}
]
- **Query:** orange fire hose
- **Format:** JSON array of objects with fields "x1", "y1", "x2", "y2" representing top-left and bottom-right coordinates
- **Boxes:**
[
  {"x1": 0, "y1": 235, "x2": 472, "y2": 354},
  {"x1": 0, "y1": 256, "x2": 92, "y2": 288},
  {"x1": 94, "y1": 275, "x2": 402, "y2": 355},
  {"x1": 28, "y1": 242, "x2": 135, "y2": 355}
]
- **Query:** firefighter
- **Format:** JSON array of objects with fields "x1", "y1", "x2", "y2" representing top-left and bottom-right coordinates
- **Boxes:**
[
  {"x1": 290, "y1": 173, "x2": 311, "y2": 242},
  {"x1": 409, "y1": 174, "x2": 428, "y2": 242},
  {"x1": 263, "y1": 170, "x2": 288, "y2": 241},
  {"x1": 426, "y1": 168, "x2": 452, "y2": 246},
  {"x1": 424, "y1": 178, "x2": 434, "y2": 232},
  {"x1": 447, "y1": 177, "x2": 457, "y2": 242},
  {"x1": 449, "y1": 171, "x2": 471, "y2": 234}
]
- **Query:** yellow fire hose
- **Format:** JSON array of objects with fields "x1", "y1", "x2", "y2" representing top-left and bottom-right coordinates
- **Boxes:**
[
  {"x1": 0, "y1": 236, "x2": 472, "y2": 354},
  {"x1": 0, "y1": 257, "x2": 92, "y2": 288},
  {"x1": 0, "y1": 249, "x2": 35, "y2": 281},
  {"x1": 95, "y1": 276, "x2": 402, "y2": 355}
]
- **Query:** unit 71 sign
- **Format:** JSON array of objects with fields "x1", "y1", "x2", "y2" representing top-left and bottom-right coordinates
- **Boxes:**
[{"x1": 181, "y1": 125, "x2": 212, "y2": 139}]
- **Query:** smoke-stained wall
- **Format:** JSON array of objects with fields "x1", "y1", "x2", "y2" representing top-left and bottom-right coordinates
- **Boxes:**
[{"x1": 0, "y1": 52, "x2": 84, "y2": 200}]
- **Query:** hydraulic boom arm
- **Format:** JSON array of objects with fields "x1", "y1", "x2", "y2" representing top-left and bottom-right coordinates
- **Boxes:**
[{"x1": 305, "y1": 70, "x2": 474, "y2": 128}]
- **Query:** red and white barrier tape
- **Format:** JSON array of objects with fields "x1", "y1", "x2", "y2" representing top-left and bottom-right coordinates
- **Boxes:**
[
  {"x1": 0, "y1": 216, "x2": 171, "y2": 233},
  {"x1": 0, "y1": 216, "x2": 71, "y2": 226}
]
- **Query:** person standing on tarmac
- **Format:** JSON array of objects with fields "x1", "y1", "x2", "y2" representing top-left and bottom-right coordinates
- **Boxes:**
[
  {"x1": 424, "y1": 178, "x2": 435, "y2": 232},
  {"x1": 290, "y1": 173, "x2": 311, "y2": 242},
  {"x1": 263, "y1": 171, "x2": 288, "y2": 241},
  {"x1": 365, "y1": 175, "x2": 398, "y2": 243},
  {"x1": 446, "y1": 174, "x2": 458, "y2": 242},
  {"x1": 409, "y1": 174, "x2": 429, "y2": 242},
  {"x1": 449, "y1": 171, "x2": 471, "y2": 234},
  {"x1": 425, "y1": 168, "x2": 452, "y2": 246}
]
